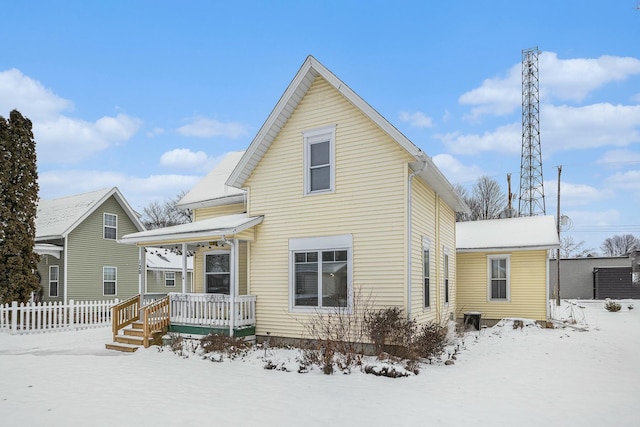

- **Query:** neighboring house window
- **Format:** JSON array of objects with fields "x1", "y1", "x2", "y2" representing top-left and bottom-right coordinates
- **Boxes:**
[
  {"x1": 289, "y1": 235, "x2": 352, "y2": 312},
  {"x1": 205, "y1": 252, "x2": 230, "y2": 294},
  {"x1": 488, "y1": 255, "x2": 510, "y2": 301},
  {"x1": 103, "y1": 267, "x2": 117, "y2": 296},
  {"x1": 444, "y1": 252, "x2": 449, "y2": 304},
  {"x1": 104, "y1": 213, "x2": 117, "y2": 240},
  {"x1": 165, "y1": 271, "x2": 176, "y2": 287},
  {"x1": 423, "y1": 238, "x2": 431, "y2": 308},
  {"x1": 49, "y1": 265, "x2": 59, "y2": 297},
  {"x1": 303, "y1": 125, "x2": 336, "y2": 195}
]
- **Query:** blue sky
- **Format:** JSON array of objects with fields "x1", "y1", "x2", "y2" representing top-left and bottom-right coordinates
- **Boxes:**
[{"x1": 1, "y1": 1, "x2": 639, "y2": 253}]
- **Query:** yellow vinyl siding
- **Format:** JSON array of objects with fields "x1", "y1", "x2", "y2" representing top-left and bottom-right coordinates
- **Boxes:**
[
  {"x1": 456, "y1": 250, "x2": 548, "y2": 321},
  {"x1": 245, "y1": 76, "x2": 413, "y2": 338},
  {"x1": 194, "y1": 203, "x2": 245, "y2": 221}
]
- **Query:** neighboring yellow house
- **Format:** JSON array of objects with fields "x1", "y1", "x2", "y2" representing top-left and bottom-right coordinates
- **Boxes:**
[
  {"x1": 120, "y1": 56, "x2": 469, "y2": 341},
  {"x1": 456, "y1": 216, "x2": 559, "y2": 324}
]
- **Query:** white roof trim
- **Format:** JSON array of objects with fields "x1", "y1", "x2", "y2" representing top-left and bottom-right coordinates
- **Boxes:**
[
  {"x1": 225, "y1": 55, "x2": 467, "y2": 213},
  {"x1": 119, "y1": 214, "x2": 263, "y2": 245},
  {"x1": 34, "y1": 243, "x2": 63, "y2": 259}
]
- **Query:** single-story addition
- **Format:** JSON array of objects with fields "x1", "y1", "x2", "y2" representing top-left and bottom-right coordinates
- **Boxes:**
[
  {"x1": 112, "y1": 55, "x2": 470, "y2": 350},
  {"x1": 455, "y1": 215, "x2": 559, "y2": 325}
]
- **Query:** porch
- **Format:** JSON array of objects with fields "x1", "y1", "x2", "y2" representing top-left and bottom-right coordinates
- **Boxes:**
[{"x1": 106, "y1": 292, "x2": 256, "y2": 352}]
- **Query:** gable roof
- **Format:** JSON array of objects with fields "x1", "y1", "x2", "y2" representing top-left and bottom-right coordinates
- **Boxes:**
[
  {"x1": 456, "y1": 216, "x2": 560, "y2": 252},
  {"x1": 226, "y1": 55, "x2": 468, "y2": 213},
  {"x1": 36, "y1": 187, "x2": 145, "y2": 241},
  {"x1": 176, "y1": 151, "x2": 246, "y2": 210}
]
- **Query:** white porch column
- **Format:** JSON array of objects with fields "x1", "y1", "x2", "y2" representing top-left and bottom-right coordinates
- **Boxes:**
[
  {"x1": 228, "y1": 238, "x2": 238, "y2": 337},
  {"x1": 181, "y1": 243, "x2": 188, "y2": 293},
  {"x1": 139, "y1": 246, "x2": 146, "y2": 318}
]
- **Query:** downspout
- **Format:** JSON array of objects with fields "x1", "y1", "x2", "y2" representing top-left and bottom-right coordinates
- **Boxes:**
[
  {"x1": 545, "y1": 250, "x2": 550, "y2": 322},
  {"x1": 219, "y1": 236, "x2": 236, "y2": 337},
  {"x1": 407, "y1": 153, "x2": 428, "y2": 320}
]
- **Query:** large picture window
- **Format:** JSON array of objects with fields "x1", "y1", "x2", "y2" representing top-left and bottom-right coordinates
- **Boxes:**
[
  {"x1": 289, "y1": 235, "x2": 352, "y2": 312},
  {"x1": 488, "y1": 255, "x2": 510, "y2": 301},
  {"x1": 205, "y1": 253, "x2": 230, "y2": 294},
  {"x1": 104, "y1": 213, "x2": 117, "y2": 240},
  {"x1": 49, "y1": 265, "x2": 59, "y2": 297},
  {"x1": 303, "y1": 125, "x2": 335, "y2": 195},
  {"x1": 103, "y1": 266, "x2": 117, "y2": 296}
]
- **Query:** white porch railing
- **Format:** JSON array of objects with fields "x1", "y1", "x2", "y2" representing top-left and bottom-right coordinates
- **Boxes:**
[
  {"x1": 0, "y1": 299, "x2": 116, "y2": 334},
  {"x1": 168, "y1": 293, "x2": 256, "y2": 328}
]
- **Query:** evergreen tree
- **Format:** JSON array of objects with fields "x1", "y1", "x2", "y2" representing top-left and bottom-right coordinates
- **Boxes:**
[{"x1": 0, "y1": 110, "x2": 40, "y2": 303}]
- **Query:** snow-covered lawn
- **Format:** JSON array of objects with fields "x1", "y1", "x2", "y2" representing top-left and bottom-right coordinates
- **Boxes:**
[{"x1": 0, "y1": 300, "x2": 638, "y2": 427}]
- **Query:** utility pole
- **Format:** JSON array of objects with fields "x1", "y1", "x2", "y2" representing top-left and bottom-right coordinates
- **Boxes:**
[{"x1": 556, "y1": 166, "x2": 562, "y2": 306}]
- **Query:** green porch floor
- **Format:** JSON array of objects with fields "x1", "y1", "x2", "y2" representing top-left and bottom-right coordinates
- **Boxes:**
[{"x1": 168, "y1": 324, "x2": 256, "y2": 337}]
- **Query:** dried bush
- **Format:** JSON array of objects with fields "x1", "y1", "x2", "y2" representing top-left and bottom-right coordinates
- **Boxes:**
[
  {"x1": 604, "y1": 300, "x2": 621, "y2": 312},
  {"x1": 364, "y1": 307, "x2": 415, "y2": 356},
  {"x1": 200, "y1": 334, "x2": 251, "y2": 358}
]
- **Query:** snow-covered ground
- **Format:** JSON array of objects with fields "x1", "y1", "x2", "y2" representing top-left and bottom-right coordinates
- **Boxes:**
[{"x1": 0, "y1": 300, "x2": 638, "y2": 427}]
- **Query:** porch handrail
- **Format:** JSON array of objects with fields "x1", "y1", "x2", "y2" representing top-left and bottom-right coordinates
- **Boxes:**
[
  {"x1": 111, "y1": 295, "x2": 140, "y2": 340},
  {"x1": 169, "y1": 293, "x2": 256, "y2": 331},
  {"x1": 142, "y1": 296, "x2": 170, "y2": 347}
]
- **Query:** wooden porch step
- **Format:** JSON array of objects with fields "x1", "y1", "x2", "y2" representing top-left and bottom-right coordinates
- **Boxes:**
[{"x1": 105, "y1": 342, "x2": 140, "y2": 353}]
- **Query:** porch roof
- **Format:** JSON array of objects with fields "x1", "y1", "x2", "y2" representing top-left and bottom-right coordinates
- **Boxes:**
[{"x1": 119, "y1": 214, "x2": 263, "y2": 245}]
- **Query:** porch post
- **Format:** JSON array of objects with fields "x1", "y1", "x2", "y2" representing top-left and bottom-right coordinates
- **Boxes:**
[
  {"x1": 139, "y1": 246, "x2": 146, "y2": 317},
  {"x1": 229, "y1": 238, "x2": 238, "y2": 337},
  {"x1": 181, "y1": 243, "x2": 188, "y2": 293}
]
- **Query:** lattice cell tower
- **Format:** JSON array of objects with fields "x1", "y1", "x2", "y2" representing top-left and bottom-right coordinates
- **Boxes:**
[{"x1": 518, "y1": 46, "x2": 546, "y2": 216}]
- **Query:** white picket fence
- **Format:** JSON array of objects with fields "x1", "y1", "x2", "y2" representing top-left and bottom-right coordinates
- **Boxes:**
[{"x1": 0, "y1": 299, "x2": 118, "y2": 334}]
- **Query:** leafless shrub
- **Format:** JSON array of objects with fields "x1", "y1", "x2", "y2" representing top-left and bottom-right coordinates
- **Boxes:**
[
  {"x1": 200, "y1": 334, "x2": 251, "y2": 358},
  {"x1": 604, "y1": 300, "x2": 621, "y2": 312}
]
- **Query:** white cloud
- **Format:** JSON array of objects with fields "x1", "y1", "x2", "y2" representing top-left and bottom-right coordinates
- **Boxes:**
[
  {"x1": 604, "y1": 169, "x2": 640, "y2": 194},
  {"x1": 431, "y1": 154, "x2": 485, "y2": 184},
  {"x1": 434, "y1": 122, "x2": 521, "y2": 155},
  {"x1": 177, "y1": 117, "x2": 248, "y2": 138},
  {"x1": 545, "y1": 180, "x2": 612, "y2": 207},
  {"x1": 563, "y1": 209, "x2": 621, "y2": 227},
  {"x1": 39, "y1": 169, "x2": 202, "y2": 211},
  {"x1": 398, "y1": 111, "x2": 433, "y2": 128},
  {"x1": 0, "y1": 68, "x2": 142, "y2": 164},
  {"x1": 146, "y1": 127, "x2": 164, "y2": 137},
  {"x1": 596, "y1": 149, "x2": 640, "y2": 167},
  {"x1": 458, "y1": 52, "x2": 640, "y2": 119},
  {"x1": 160, "y1": 148, "x2": 210, "y2": 170}
]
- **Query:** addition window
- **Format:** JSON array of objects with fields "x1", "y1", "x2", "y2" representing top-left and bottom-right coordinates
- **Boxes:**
[
  {"x1": 289, "y1": 235, "x2": 352, "y2": 312},
  {"x1": 104, "y1": 213, "x2": 117, "y2": 240},
  {"x1": 423, "y1": 238, "x2": 431, "y2": 308},
  {"x1": 488, "y1": 255, "x2": 510, "y2": 301},
  {"x1": 444, "y1": 253, "x2": 450, "y2": 304},
  {"x1": 165, "y1": 271, "x2": 176, "y2": 287},
  {"x1": 303, "y1": 125, "x2": 336, "y2": 195},
  {"x1": 103, "y1": 266, "x2": 117, "y2": 296},
  {"x1": 49, "y1": 265, "x2": 59, "y2": 297},
  {"x1": 205, "y1": 252, "x2": 230, "y2": 294}
]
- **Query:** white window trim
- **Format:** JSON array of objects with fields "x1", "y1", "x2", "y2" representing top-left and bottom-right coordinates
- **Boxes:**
[
  {"x1": 49, "y1": 265, "x2": 59, "y2": 297},
  {"x1": 164, "y1": 271, "x2": 176, "y2": 287},
  {"x1": 487, "y1": 254, "x2": 511, "y2": 302},
  {"x1": 303, "y1": 124, "x2": 336, "y2": 196},
  {"x1": 422, "y1": 237, "x2": 431, "y2": 310},
  {"x1": 103, "y1": 213, "x2": 118, "y2": 240},
  {"x1": 103, "y1": 266, "x2": 117, "y2": 296},
  {"x1": 204, "y1": 250, "x2": 232, "y2": 294},
  {"x1": 288, "y1": 234, "x2": 353, "y2": 313}
]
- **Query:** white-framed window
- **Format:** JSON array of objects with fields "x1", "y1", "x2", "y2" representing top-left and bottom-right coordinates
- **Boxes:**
[
  {"x1": 423, "y1": 237, "x2": 431, "y2": 309},
  {"x1": 289, "y1": 235, "x2": 352, "y2": 312},
  {"x1": 303, "y1": 125, "x2": 336, "y2": 195},
  {"x1": 488, "y1": 255, "x2": 510, "y2": 301},
  {"x1": 103, "y1": 266, "x2": 117, "y2": 296},
  {"x1": 103, "y1": 213, "x2": 117, "y2": 240},
  {"x1": 49, "y1": 265, "x2": 59, "y2": 297},
  {"x1": 205, "y1": 252, "x2": 230, "y2": 294},
  {"x1": 444, "y1": 251, "x2": 450, "y2": 304},
  {"x1": 164, "y1": 271, "x2": 176, "y2": 287}
]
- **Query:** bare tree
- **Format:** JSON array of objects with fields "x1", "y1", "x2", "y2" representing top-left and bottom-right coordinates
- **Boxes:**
[
  {"x1": 471, "y1": 176, "x2": 507, "y2": 220},
  {"x1": 560, "y1": 236, "x2": 594, "y2": 258},
  {"x1": 453, "y1": 183, "x2": 473, "y2": 222},
  {"x1": 600, "y1": 234, "x2": 640, "y2": 256},
  {"x1": 141, "y1": 191, "x2": 191, "y2": 229}
]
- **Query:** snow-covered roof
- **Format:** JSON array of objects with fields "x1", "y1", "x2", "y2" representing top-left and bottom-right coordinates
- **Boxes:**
[
  {"x1": 145, "y1": 247, "x2": 194, "y2": 271},
  {"x1": 176, "y1": 151, "x2": 246, "y2": 210},
  {"x1": 456, "y1": 216, "x2": 560, "y2": 252},
  {"x1": 34, "y1": 243, "x2": 63, "y2": 259},
  {"x1": 35, "y1": 187, "x2": 144, "y2": 241},
  {"x1": 225, "y1": 55, "x2": 469, "y2": 214},
  {"x1": 119, "y1": 213, "x2": 263, "y2": 245}
]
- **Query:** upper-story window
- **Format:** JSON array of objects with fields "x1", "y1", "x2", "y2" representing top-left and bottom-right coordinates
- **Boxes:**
[
  {"x1": 104, "y1": 213, "x2": 117, "y2": 240},
  {"x1": 303, "y1": 125, "x2": 336, "y2": 195}
]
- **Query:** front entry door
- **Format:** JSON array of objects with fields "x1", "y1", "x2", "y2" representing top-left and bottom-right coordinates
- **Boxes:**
[{"x1": 205, "y1": 252, "x2": 231, "y2": 294}]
